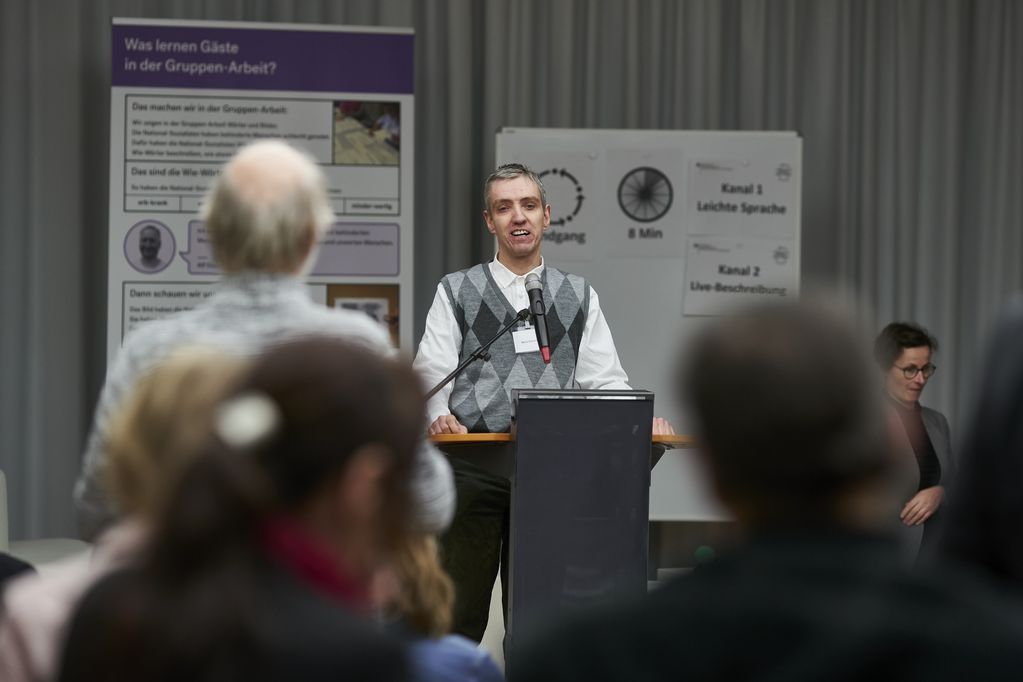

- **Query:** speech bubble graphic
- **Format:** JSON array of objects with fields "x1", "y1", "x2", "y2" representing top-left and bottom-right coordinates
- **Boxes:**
[
  {"x1": 310, "y1": 223, "x2": 399, "y2": 276},
  {"x1": 180, "y1": 221, "x2": 399, "y2": 277},
  {"x1": 180, "y1": 221, "x2": 220, "y2": 275}
]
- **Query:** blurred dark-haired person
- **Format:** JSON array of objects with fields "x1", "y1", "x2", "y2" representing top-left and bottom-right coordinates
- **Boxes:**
[
  {"x1": 874, "y1": 321, "x2": 953, "y2": 556},
  {"x1": 58, "y1": 339, "x2": 422, "y2": 682},
  {"x1": 512, "y1": 300, "x2": 1023, "y2": 682},
  {"x1": 938, "y1": 297, "x2": 1023, "y2": 587},
  {"x1": 74, "y1": 139, "x2": 453, "y2": 541}
]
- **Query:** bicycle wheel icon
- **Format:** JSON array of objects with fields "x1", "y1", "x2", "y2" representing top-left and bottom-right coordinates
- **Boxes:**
[{"x1": 617, "y1": 167, "x2": 673, "y2": 223}]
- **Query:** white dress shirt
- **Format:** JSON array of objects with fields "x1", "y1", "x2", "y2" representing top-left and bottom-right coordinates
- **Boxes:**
[{"x1": 414, "y1": 258, "x2": 631, "y2": 424}]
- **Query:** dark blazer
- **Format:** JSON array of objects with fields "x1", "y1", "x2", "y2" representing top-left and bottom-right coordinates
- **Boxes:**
[
  {"x1": 921, "y1": 405, "x2": 954, "y2": 481},
  {"x1": 58, "y1": 561, "x2": 409, "y2": 682},
  {"x1": 891, "y1": 403, "x2": 955, "y2": 556},
  {"x1": 511, "y1": 531, "x2": 1023, "y2": 682}
]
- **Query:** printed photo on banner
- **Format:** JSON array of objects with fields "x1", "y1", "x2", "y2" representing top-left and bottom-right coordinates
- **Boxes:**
[
  {"x1": 333, "y1": 100, "x2": 400, "y2": 165},
  {"x1": 326, "y1": 283, "x2": 399, "y2": 347},
  {"x1": 124, "y1": 220, "x2": 175, "y2": 274}
]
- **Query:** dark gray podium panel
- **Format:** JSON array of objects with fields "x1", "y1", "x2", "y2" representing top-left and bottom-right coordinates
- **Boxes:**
[{"x1": 507, "y1": 389, "x2": 654, "y2": 653}]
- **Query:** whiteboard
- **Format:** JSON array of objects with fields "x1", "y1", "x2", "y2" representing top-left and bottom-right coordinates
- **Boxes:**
[{"x1": 496, "y1": 128, "x2": 802, "y2": 521}]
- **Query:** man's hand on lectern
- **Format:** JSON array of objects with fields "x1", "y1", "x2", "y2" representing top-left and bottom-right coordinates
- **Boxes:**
[
  {"x1": 429, "y1": 414, "x2": 468, "y2": 435},
  {"x1": 652, "y1": 417, "x2": 676, "y2": 436}
]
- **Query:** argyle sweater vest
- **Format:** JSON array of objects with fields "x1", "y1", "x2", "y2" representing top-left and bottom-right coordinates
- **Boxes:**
[{"x1": 441, "y1": 264, "x2": 589, "y2": 433}]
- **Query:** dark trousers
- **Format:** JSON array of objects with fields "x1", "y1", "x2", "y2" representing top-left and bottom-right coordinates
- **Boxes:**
[{"x1": 439, "y1": 456, "x2": 511, "y2": 642}]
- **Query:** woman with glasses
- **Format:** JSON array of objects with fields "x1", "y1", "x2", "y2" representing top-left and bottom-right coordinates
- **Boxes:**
[{"x1": 874, "y1": 322, "x2": 953, "y2": 558}]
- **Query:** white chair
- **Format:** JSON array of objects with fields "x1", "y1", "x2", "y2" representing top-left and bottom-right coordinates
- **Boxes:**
[{"x1": 0, "y1": 469, "x2": 91, "y2": 571}]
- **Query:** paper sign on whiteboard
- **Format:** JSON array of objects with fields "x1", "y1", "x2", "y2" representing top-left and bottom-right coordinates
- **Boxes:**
[
  {"x1": 687, "y1": 158, "x2": 798, "y2": 239},
  {"x1": 534, "y1": 153, "x2": 597, "y2": 261},
  {"x1": 683, "y1": 237, "x2": 798, "y2": 316},
  {"x1": 605, "y1": 148, "x2": 685, "y2": 257}
]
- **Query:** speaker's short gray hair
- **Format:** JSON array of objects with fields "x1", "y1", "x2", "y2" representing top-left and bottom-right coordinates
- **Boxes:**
[{"x1": 482, "y1": 163, "x2": 547, "y2": 213}]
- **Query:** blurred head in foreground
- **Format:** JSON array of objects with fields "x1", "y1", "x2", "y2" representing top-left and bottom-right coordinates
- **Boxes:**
[
  {"x1": 60, "y1": 338, "x2": 424, "y2": 681},
  {"x1": 153, "y1": 335, "x2": 425, "y2": 583},
  {"x1": 679, "y1": 299, "x2": 898, "y2": 530},
  {"x1": 938, "y1": 297, "x2": 1023, "y2": 584},
  {"x1": 201, "y1": 139, "x2": 334, "y2": 275},
  {"x1": 105, "y1": 346, "x2": 245, "y2": 522},
  {"x1": 0, "y1": 349, "x2": 242, "y2": 682}
]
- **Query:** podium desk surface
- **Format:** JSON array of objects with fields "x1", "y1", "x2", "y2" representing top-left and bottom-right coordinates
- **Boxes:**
[{"x1": 430, "y1": 433, "x2": 694, "y2": 447}]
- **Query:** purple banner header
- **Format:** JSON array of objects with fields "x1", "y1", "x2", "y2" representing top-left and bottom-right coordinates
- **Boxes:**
[{"x1": 112, "y1": 23, "x2": 413, "y2": 94}]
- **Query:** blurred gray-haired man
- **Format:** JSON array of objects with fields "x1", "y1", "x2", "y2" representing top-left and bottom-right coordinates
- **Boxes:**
[{"x1": 75, "y1": 140, "x2": 454, "y2": 539}]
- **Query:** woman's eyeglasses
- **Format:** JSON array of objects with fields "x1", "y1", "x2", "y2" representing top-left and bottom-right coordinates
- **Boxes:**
[{"x1": 894, "y1": 363, "x2": 936, "y2": 380}]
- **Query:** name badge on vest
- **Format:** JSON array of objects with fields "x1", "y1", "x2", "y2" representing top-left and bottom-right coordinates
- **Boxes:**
[{"x1": 512, "y1": 323, "x2": 540, "y2": 354}]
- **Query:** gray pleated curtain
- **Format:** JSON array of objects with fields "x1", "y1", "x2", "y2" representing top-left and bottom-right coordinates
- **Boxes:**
[{"x1": 1, "y1": 0, "x2": 1020, "y2": 538}]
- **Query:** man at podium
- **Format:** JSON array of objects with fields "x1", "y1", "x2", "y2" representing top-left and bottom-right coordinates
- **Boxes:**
[{"x1": 413, "y1": 163, "x2": 670, "y2": 641}]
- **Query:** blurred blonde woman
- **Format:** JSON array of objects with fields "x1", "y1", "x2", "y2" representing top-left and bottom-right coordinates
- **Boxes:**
[
  {"x1": 0, "y1": 347, "x2": 244, "y2": 682},
  {"x1": 385, "y1": 535, "x2": 503, "y2": 682}
]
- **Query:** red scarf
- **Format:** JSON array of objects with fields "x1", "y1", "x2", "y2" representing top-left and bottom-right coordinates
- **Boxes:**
[{"x1": 261, "y1": 517, "x2": 369, "y2": 611}]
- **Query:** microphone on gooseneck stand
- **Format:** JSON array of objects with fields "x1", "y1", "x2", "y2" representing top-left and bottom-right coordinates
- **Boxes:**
[
  {"x1": 425, "y1": 308, "x2": 531, "y2": 400},
  {"x1": 524, "y1": 272, "x2": 551, "y2": 364}
]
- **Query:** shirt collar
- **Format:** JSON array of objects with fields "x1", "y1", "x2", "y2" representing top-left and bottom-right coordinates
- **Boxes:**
[{"x1": 489, "y1": 256, "x2": 545, "y2": 289}]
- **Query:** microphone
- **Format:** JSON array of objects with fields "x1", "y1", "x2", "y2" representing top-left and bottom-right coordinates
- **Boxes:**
[{"x1": 524, "y1": 272, "x2": 551, "y2": 364}]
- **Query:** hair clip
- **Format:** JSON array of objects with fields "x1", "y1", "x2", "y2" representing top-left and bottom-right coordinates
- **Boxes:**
[{"x1": 216, "y1": 392, "x2": 281, "y2": 450}]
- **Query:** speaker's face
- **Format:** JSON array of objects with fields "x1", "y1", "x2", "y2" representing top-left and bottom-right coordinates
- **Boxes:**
[{"x1": 484, "y1": 175, "x2": 550, "y2": 268}]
